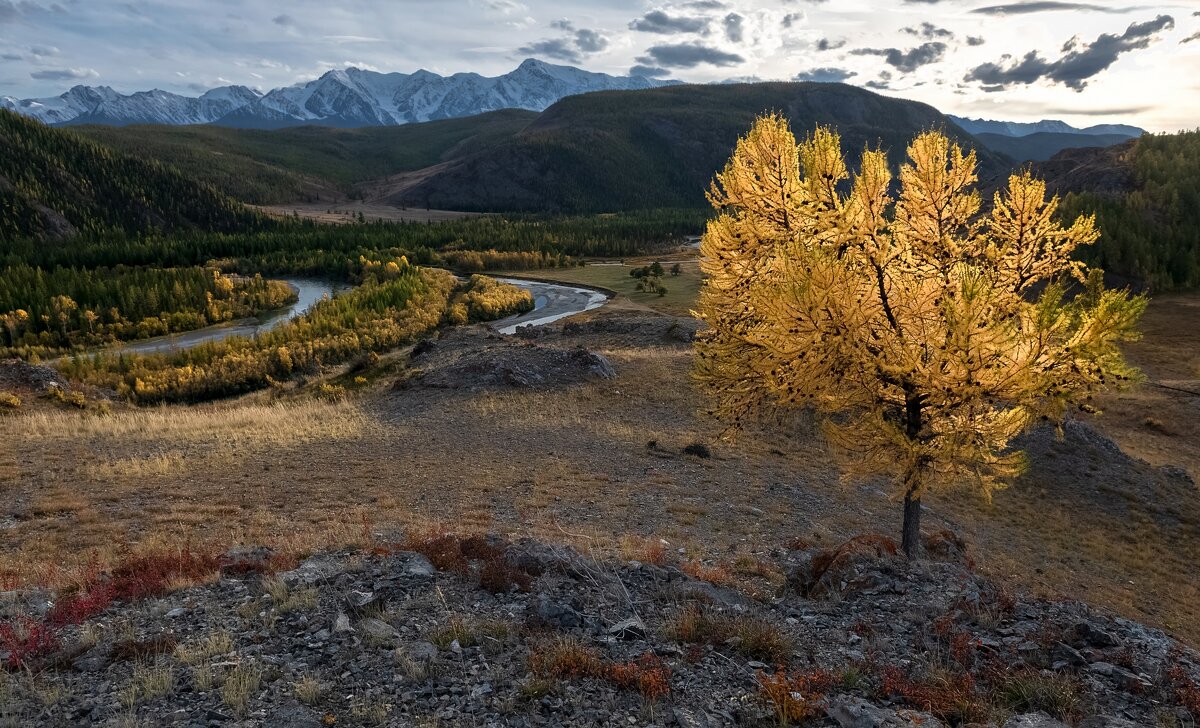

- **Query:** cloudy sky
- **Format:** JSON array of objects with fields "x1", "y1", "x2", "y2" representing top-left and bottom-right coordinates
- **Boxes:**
[{"x1": 1, "y1": 0, "x2": 1197, "y2": 131}]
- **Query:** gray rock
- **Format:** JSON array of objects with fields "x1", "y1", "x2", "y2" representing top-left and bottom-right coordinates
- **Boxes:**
[
  {"x1": 673, "y1": 707, "x2": 713, "y2": 728},
  {"x1": 357, "y1": 618, "x2": 396, "y2": 644},
  {"x1": 826, "y1": 696, "x2": 945, "y2": 727},
  {"x1": 345, "y1": 589, "x2": 383, "y2": 615},
  {"x1": 333, "y1": 612, "x2": 354, "y2": 634},
  {"x1": 405, "y1": 641, "x2": 439, "y2": 662},
  {"x1": 395, "y1": 551, "x2": 437, "y2": 577},
  {"x1": 607, "y1": 616, "x2": 647, "y2": 641},
  {"x1": 1003, "y1": 713, "x2": 1070, "y2": 728},
  {"x1": 1079, "y1": 718, "x2": 1141, "y2": 728},
  {"x1": 263, "y1": 702, "x2": 324, "y2": 727},
  {"x1": 1072, "y1": 621, "x2": 1121, "y2": 648},
  {"x1": 535, "y1": 596, "x2": 585, "y2": 629},
  {"x1": 280, "y1": 554, "x2": 344, "y2": 586},
  {"x1": 1051, "y1": 641, "x2": 1086, "y2": 669}
]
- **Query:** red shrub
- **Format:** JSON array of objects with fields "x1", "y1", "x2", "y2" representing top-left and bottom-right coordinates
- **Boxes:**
[
  {"x1": 1169, "y1": 664, "x2": 1200, "y2": 715},
  {"x1": 479, "y1": 557, "x2": 532, "y2": 594},
  {"x1": 0, "y1": 617, "x2": 60, "y2": 669},
  {"x1": 608, "y1": 654, "x2": 671, "y2": 700},
  {"x1": 404, "y1": 532, "x2": 470, "y2": 574},
  {"x1": 880, "y1": 665, "x2": 988, "y2": 724},
  {"x1": 758, "y1": 668, "x2": 837, "y2": 723}
]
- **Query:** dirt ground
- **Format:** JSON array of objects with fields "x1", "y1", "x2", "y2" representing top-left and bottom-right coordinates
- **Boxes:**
[
  {"x1": 2, "y1": 300, "x2": 1198, "y2": 647},
  {"x1": 252, "y1": 202, "x2": 483, "y2": 224}
]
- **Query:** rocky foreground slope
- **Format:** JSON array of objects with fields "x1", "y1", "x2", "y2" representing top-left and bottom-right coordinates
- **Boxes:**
[{"x1": 2, "y1": 529, "x2": 1197, "y2": 727}]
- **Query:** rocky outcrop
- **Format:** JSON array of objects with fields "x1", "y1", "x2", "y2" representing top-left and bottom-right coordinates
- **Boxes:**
[{"x1": 1, "y1": 533, "x2": 1196, "y2": 726}]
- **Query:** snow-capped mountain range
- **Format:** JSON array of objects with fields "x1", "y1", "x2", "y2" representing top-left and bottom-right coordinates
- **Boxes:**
[
  {"x1": 0, "y1": 85, "x2": 262, "y2": 126},
  {"x1": 1, "y1": 59, "x2": 673, "y2": 129},
  {"x1": 948, "y1": 115, "x2": 1144, "y2": 139}
]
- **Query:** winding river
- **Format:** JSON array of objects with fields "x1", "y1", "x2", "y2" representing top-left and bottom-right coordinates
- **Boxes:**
[
  {"x1": 100, "y1": 278, "x2": 350, "y2": 357},
  {"x1": 90, "y1": 275, "x2": 607, "y2": 358}
]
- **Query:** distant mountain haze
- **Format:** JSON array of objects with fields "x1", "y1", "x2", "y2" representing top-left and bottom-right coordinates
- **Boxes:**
[{"x1": 948, "y1": 116, "x2": 1145, "y2": 139}]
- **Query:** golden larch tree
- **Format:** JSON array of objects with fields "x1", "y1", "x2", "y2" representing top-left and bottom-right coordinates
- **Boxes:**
[{"x1": 694, "y1": 115, "x2": 1145, "y2": 557}]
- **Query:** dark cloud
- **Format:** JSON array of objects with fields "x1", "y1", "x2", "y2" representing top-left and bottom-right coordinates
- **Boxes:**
[
  {"x1": 782, "y1": 13, "x2": 802, "y2": 29},
  {"x1": 965, "y1": 14, "x2": 1174, "y2": 91},
  {"x1": 817, "y1": 38, "x2": 846, "y2": 51},
  {"x1": 573, "y1": 28, "x2": 608, "y2": 53},
  {"x1": 723, "y1": 12, "x2": 744, "y2": 43},
  {"x1": 0, "y1": 0, "x2": 16, "y2": 22},
  {"x1": 29, "y1": 44, "x2": 57, "y2": 56},
  {"x1": 851, "y1": 41, "x2": 947, "y2": 72},
  {"x1": 519, "y1": 21, "x2": 609, "y2": 63},
  {"x1": 271, "y1": 14, "x2": 294, "y2": 26},
  {"x1": 682, "y1": 0, "x2": 726, "y2": 8},
  {"x1": 628, "y1": 10, "x2": 710, "y2": 35},
  {"x1": 31, "y1": 66, "x2": 97, "y2": 80},
  {"x1": 972, "y1": 2, "x2": 1133, "y2": 15},
  {"x1": 517, "y1": 38, "x2": 581, "y2": 63},
  {"x1": 902, "y1": 22, "x2": 954, "y2": 40},
  {"x1": 1183, "y1": 31, "x2": 1200, "y2": 44},
  {"x1": 636, "y1": 42, "x2": 744, "y2": 69},
  {"x1": 794, "y1": 67, "x2": 857, "y2": 83},
  {"x1": 629, "y1": 64, "x2": 671, "y2": 78},
  {"x1": 1, "y1": 52, "x2": 23, "y2": 61},
  {"x1": 967, "y1": 36, "x2": 986, "y2": 46}
]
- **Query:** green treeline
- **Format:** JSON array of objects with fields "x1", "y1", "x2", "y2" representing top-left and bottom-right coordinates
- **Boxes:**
[
  {"x1": 0, "y1": 266, "x2": 294, "y2": 354},
  {"x1": 0, "y1": 109, "x2": 269, "y2": 240},
  {"x1": 1, "y1": 210, "x2": 704, "y2": 273},
  {"x1": 1060, "y1": 130, "x2": 1200, "y2": 291},
  {"x1": 55, "y1": 267, "x2": 531, "y2": 403}
]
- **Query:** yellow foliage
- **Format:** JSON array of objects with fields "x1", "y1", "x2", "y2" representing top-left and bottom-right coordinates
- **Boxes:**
[{"x1": 695, "y1": 116, "x2": 1145, "y2": 550}]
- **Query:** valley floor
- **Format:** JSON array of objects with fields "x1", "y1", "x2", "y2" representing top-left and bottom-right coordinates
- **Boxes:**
[{"x1": 2, "y1": 292, "x2": 1198, "y2": 648}]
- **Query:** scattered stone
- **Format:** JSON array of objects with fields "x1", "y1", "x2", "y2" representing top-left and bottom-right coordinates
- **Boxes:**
[
  {"x1": 826, "y1": 696, "x2": 945, "y2": 727},
  {"x1": 0, "y1": 532, "x2": 1195, "y2": 727},
  {"x1": 344, "y1": 589, "x2": 383, "y2": 615},
  {"x1": 1003, "y1": 713, "x2": 1070, "y2": 728},
  {"x1": 409, "y1": 329, "x2": 616, "y2": 391},
  {"x1": 279, "y1": 553, "x2": 343, "y2": 585}
]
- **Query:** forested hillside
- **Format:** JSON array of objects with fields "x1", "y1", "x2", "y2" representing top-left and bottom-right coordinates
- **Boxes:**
[
  {"x1": 340, "y1": 82, "x2": 1012, "y2": 213},
  {"x1": 973, "y1": 131, "x2": 1133, "y2": 162},
  {"x1": 73, "y1": 110, "x2": 538, "y2": 204},
  {"x1": 65, "y1": 84, "x2": 1007, "y2": 213},
  {"x1": 1037, "y1": 131, "x2": 1200, "y2": 290},
  {"x1": 0, "y1": 109, "x2": 267, "y2": 241}
]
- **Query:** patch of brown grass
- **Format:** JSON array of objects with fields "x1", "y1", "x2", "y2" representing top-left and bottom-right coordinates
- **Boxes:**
[{"x1": 667, "y1": 605, "x2": 792, "y2": 663}]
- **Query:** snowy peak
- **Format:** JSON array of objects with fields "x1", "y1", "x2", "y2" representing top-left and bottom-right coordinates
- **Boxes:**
[
  {"x1": 5, "y1": 83, "x2": 262, "y2": 126},
  {"x1": 950, "y1": 115, "x2": 1144, "y2": 139},
  {"x1": 2, "y1": 59, "x2": 675, "y2": 129}
]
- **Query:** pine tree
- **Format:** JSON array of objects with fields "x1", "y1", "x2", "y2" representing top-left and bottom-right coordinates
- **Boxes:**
[{"x1": 695, "y1": 115, "x2": 1146, "y2": 557}]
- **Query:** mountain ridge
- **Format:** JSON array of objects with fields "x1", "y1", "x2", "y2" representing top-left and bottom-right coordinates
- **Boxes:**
[
  {"x1": 949, "y1": 115, "x2": 1144, "y2": 139},
  {"x1": 2, "y1": 59, "x2": 674, "y2": 129}
]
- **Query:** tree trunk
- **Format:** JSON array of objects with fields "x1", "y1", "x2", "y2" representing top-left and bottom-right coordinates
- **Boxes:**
[
  {"x1": 902, "y1": 490, "x2": 921, "y2": 559},
  {"x1": 901, "y1": 384, "x2": 924, "y2": 559}
]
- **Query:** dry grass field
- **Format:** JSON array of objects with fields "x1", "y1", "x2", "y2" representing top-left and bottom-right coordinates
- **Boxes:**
[{"x1": 2, "y1": 296, "x2": 1198, "y2": 646}]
